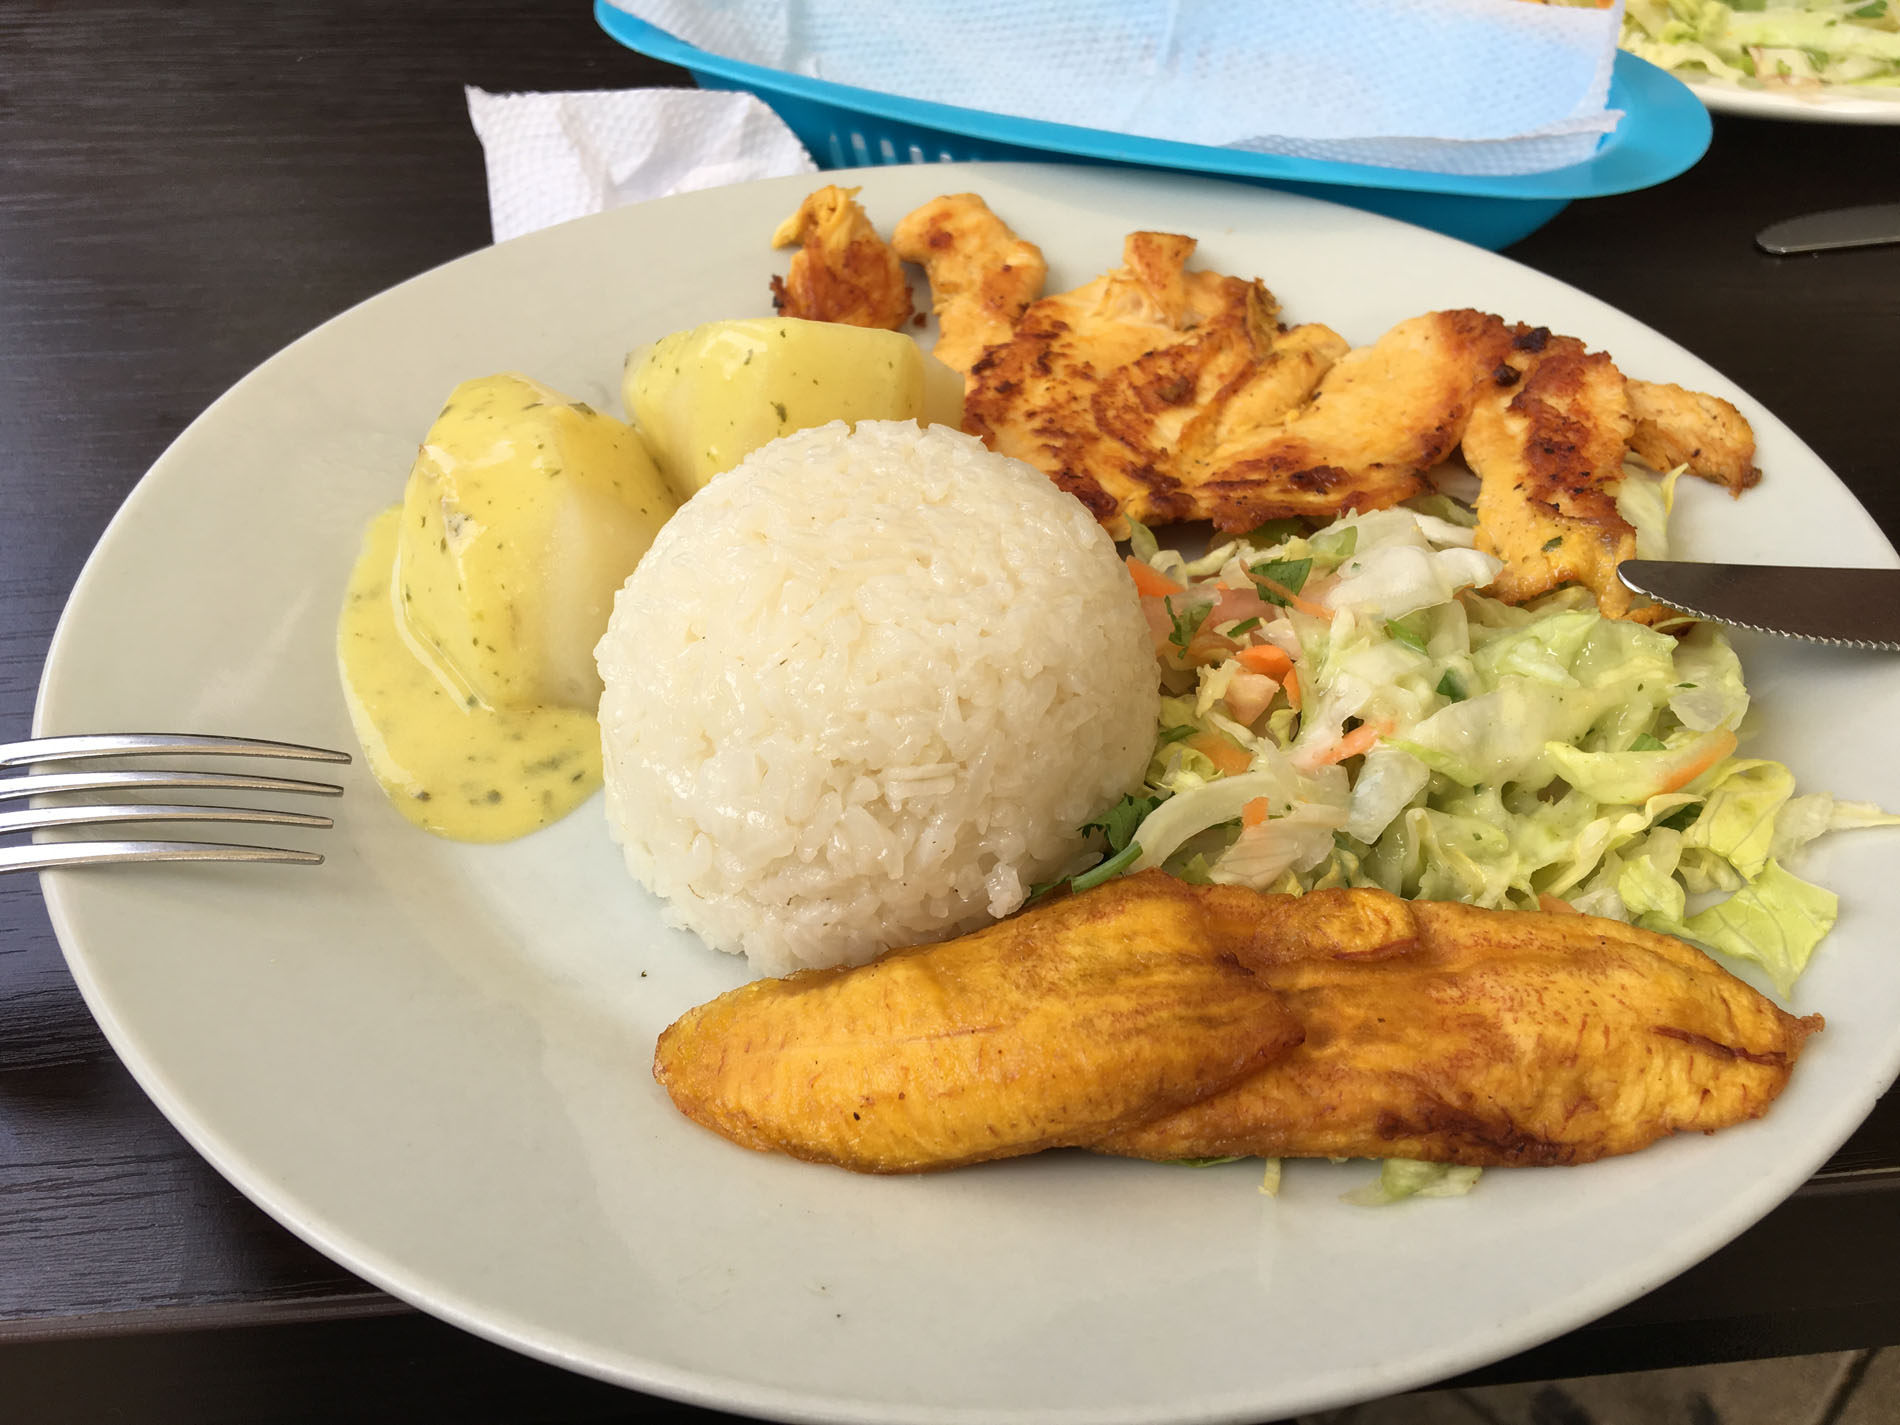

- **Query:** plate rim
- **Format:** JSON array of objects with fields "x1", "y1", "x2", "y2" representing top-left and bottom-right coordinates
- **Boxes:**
[
  {"x1": 1685, "y1": 72, "x2": 1900, "y2": 123},
  {"x1": 31, "y1": 161, "x2": 1900, "y2": 1424}
]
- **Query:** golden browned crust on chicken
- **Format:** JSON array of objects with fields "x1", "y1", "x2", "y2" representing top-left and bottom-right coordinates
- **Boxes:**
[
  {"x1": 1101, "y1": 885, "x2": 1821, "y2": 1167},
  {"x1": 652, "y1": 871, "x2": 1303, "y2": 1174},
  {"x1": 1465, "y1": 328, "x2": 1639, "y2": 618},
  {"x1": 964, "y1": 270, "x2": 1528, "y2": 535},
  {"x1": 1182, "y1": 309, "x2": 1517, "y2": 532},
  {"x1": 769, "y1": 185, "x2": 914, "y2": 330},
  {"x1": 963, "y1": 232, "x2": 1357, "y2": 533},
  {"x1": 892, "y1": 194, "x2": 1047, "y2": 373},
  {"x1": 1627, "y1": 379, "x2": 1761, "y2": 496}
]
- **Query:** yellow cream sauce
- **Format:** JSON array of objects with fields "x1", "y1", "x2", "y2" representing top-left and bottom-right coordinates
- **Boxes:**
[{"x1": 337, "y1": 506, "x2": 602, "y2": 842}]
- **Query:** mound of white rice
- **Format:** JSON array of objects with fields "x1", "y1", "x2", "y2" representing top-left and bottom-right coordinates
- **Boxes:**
[{"x1": 595, "y1": 420, "x2": 1160, "y2": 976}]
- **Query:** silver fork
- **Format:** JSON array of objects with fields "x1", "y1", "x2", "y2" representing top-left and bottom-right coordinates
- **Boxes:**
[{"x1": 1, "y1": 733, "x2": 350, "y2": 873}]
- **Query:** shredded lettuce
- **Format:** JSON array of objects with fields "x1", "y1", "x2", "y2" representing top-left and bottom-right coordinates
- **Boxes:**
[
  {"x1": 1103, "y1": 499, "x2": 1897, "y2": 1202},
  {"x1": 1649, "y1": 860, "x2": 1841, "y2": 998},
  {"x1": 1113, "y1": 502, "x2": 1893, "y2": 996},
  {"x1": 1616, "y1": 464, "x2": 1683, "y2": 561},
  {"x1": 1342, "y1": 1159, "x2": 1483, "y2": 1206},
  {"x1": 1614, "y1": 0, "x2": 1900, "y2": 91}
]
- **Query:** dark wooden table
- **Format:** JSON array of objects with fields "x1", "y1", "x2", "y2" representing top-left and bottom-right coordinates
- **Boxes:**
[{"x1": 4, "y1": 4, "x2": 1898, "y2": 1421}]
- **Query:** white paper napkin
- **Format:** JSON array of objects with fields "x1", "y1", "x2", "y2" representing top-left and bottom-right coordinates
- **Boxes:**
[
  {"x1": 604, "y1": 0, "x2": 1625, "y2": 176},
  {"x1": 466, "y1": 86, "x2": 817, "y2": 243}
]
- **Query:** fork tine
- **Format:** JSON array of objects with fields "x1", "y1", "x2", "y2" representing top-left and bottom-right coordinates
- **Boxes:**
[
  {"x1": 0, "y1": 803, "x2": 334, "y2": 835},
  {"x1": 0, "y1": 733, "x2": 351, "y2": 770},
  {"x1": 3, "y1": 840, "x2": 324, "y2": 873},
  {"x1": 0, "y1": 769, "x2": 344, "y2": 803}
]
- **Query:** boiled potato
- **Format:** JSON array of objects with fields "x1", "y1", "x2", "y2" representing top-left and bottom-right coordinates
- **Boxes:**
[
  {"x1": 625, "y1": 317, "x2": 963, "y2": 499},
  {"x1": 395, "y1": 373, "x2": 677, "y2": 711}
]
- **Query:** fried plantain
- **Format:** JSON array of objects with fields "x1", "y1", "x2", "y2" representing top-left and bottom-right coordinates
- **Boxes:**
[
  {"x1": 1101, "y1": 885, "x2": 1822, "y2": 1167},
  {"x1": 653, "y1": 871, "x2": 1303, "y2": 1173}
]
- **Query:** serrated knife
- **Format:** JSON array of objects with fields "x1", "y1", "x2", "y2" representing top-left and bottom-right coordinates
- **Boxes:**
[{"x1": 1616, "y1": 562, "x2": 1900, "y2": 651}]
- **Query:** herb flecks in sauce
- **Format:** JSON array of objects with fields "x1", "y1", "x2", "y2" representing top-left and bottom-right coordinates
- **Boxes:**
[
  {"x1": 338, "y1": 508, "x2": 604, "y2": 841},
  {"x1": 335, "y1": 372, "x2": 678, "y2": 842}
]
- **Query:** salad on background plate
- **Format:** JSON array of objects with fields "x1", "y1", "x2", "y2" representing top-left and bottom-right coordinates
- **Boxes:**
[{"x1": 1545, "y1": 0, "x2": 1900, "y2": 118}]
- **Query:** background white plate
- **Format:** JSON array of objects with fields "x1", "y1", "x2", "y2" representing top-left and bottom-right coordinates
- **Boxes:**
[
  {"x1": 34, "y1": 163, "x2": 1900, "y2": 1425},
  {"x1": 1688, "y1": 74, "x2": 1900, "y2": 122}
]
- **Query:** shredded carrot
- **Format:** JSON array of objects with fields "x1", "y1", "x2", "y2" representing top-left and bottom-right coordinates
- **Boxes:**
[
  {"x1": 1241, "y1": 796, "x2": 1271, "y2": 828},
  {"x1": 1538, "y1": 894, "x2": 1581, "y2": 916},
  {"x1": 1249, "y1": 571, "x2": 1331, "y2": 620},
  {"x1": 1237, "y1": 644, "x2": 1294, "y2": 680},
  {"x1": 1125, "y1": 555, "x2": 1184, "y2": 599},
  {"x1": 1656, "y1": 728, "x2": 1738, "y2": 795},
  {"x1": 1313, "y1": 719, "x2": 1393, "y2": 766},
  {"x1": 1283, "y1": 667, "x2": 1302, "y2": 712},
  {"x1": 1186, "y1": 731, "x2": 1254, "y2": 777}
]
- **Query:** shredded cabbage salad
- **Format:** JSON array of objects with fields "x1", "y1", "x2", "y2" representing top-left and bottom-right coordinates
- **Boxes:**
[
  {"x1": 1556, "y1": 0, "x2": 1900, "y2": 91},
  {"x1": 1058, "y1": 472, "x2": 1899, "y2": 1201}
]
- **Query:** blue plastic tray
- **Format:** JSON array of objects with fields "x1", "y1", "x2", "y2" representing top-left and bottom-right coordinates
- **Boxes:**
[{"x1": 593, "y1": 2, "x2": 1711, "y2": 250}]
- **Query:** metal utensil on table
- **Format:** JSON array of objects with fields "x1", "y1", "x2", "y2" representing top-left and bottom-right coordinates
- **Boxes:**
[
  {"x1": 1756, "y1": 203, "x2": 1900, "y2": 255},
  {"x1": 0, "y1": 733, "x2": 349, "y2": 872},
  {"x1": 1617, "y1": 561, "x2": 1900, "y2": 650}
]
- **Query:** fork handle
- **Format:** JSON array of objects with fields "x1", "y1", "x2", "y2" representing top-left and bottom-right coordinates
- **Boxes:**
[
  {"x1": 0, "y1": 733, "x2": 351, "y2": 770},
  {"x1": 3, "y1": 840, "x2": 325, "y2": 873}
]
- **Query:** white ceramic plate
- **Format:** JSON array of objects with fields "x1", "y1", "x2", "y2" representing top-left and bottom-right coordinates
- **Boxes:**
[
  {"x1": 36, "y1": 164, "x2": 1900, "y2": 1425},
  {"x1": 1686, "y1": 74, "x2": 1900, "y2": 123}
]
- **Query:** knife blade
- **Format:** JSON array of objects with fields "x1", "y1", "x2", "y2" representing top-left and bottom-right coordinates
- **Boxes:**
[
  {"x1": 1756, "y1": 203, "x2": 1900, "y2": 256},
  {"x1": 1617, "y1": 562, "x2": 1900, "y2": 651}
]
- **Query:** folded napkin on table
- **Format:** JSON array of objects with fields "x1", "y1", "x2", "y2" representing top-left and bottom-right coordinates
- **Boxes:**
[
  {"x1": 603, "y1": 0, "x2": 1625, "y2": 177},
  {"x1": 466, "y1": 86, "x2": 817, "y2": 243}
]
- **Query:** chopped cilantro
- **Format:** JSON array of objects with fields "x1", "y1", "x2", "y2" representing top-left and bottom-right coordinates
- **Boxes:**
[
  {"x1": 1436, "y1": 670, "x2": 1466, "y2": 703},
  {"x1": 1542, "y1": 536, "x2": 1564, "y2": 552},
  {"x1": 1226, "y1": 616, "x2": 1262, "y2": 637},
  {"x1": 1250, "y1": 557, "x2": 1312, "y2": 605},
  {"x1": 1165, "y1": 596, "x2": 1204, "y2": 651},
  {"x1": 1082, "y1": 793, "x2": 1162, "y2": 853}
]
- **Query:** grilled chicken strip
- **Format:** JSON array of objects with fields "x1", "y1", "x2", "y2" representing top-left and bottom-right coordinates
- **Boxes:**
[
  {"x1": 769, "y1": 185, "x2": 914, "y2": 330},
  {"x1": 1179, "y1": 309, "x2": 1516, "y2": 532},
  {"x1": 1464, "y1": 328, "x2": 1640, "y2": 618},
  {"x1": 1627, "y1": 379, "x2": 1761, "y2": 496},
  {"x1": 892, "y1": 193, "x2": 1047, "y2": 373},
  {"x1": 1101, "y1": 884, "x2": 1821, "y2": 1168},
  {"x1": 653, "y1": 871, "x2": 1303, "y2": 1174},
  {"x1": 964, "y1": 264, "x2": 1526, "y2": 535},
  {"x1": 962, "y1": 231, "x2": 1348, "y2": 533}
]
